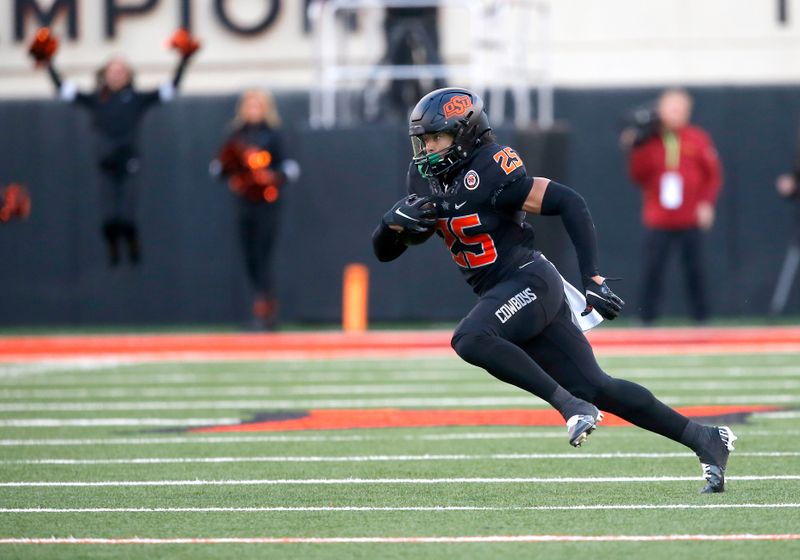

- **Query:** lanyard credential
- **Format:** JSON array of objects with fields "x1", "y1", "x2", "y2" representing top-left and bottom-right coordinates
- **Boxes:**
[
  {"x1": 659, "y1": 131, "x2": 684, "y2": 209},
  {"x1": 663, "y1": 131, "x2": 681, "y2": 170}
]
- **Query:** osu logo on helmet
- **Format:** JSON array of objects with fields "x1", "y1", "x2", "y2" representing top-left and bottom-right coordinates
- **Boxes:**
[{"x1": 443, "y1": 95, "x2": 472, "y2": 119}]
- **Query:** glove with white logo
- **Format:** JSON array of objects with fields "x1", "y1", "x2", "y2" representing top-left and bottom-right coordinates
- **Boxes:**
[
  {"x1": 582, "y1": 278, "x2": 624, "y2": 320},
  {"x1": 382, "y1": 194, "x2": 437, "y2": 234}
]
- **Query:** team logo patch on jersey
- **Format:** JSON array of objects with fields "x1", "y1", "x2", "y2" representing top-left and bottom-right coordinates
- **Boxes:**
[
  {"x1": 443, "y1": 95, "x2": 472, "y2": 118},
  {"x1": 464, "y1": 170, "x2": 480, "y2": 190}
]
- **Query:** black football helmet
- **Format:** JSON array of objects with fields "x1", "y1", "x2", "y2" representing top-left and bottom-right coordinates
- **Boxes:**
[{"x1": 409, "y1": 88, "x2": 491, "y2": 179}]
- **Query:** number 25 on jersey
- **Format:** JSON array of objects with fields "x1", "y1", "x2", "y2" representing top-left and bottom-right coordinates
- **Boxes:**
[
  {"x1": 493, "y1": 147, "x2": 523, "y2": 175},
  {"x1": 437, "y1": 215, "x2": 497, "y2": 269}
]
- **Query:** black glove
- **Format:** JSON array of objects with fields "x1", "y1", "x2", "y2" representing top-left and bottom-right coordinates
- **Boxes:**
[
  {"x1": 582, "y1": 278, "x2": 624, "y2": 320},
  {"x1": 382, "y1": 194, "x2": 437, "y2": 234}
]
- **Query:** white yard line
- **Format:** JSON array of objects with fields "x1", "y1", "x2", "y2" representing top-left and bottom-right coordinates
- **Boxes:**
[
  {"x1": 3, "y1": 365, "x2": 799, "y2": 386},
  {"x1": 2, "y1": 371, "x2": 480, "y2": 386},
  {"x1": 2, "y1": 503, "x2": 799, "y2": 514},
  {"x1": 0, "y1": 435, "x2": 388, "y2": 445},
  {"x1": 0, "y1": 398, "x2": 550, "y2": 411},
  {"x1": 0, "y1": 418, "x2": 240, "y2": 427},
  {"x1": 0, "y1": 361, "x2": 141, "y2": 378},
  {"x1": 2, "y1": 451, "x2": 798, "y2": 466},
  {"x1": 0, "y1": 383, "x2": 507, "y2": 399},
  {"x1": 0, "y1": 349, "x2": 455, "y2": 363},
  {"x1": 615, "y1": 367, "x2": 800, "y2": 378},
  {"x1": 662, "y1": 381, "x2": 800, "y2": 390},
  {"x1": 0, "y1": 359, "x2": 468, "y2": 376},
  {"x1": 2, "y1": 380, "x2": 799, "y2": 399},
  {"x1": 1, "y1": 534, "x2": 799, "y2": 544},
  {"x1": 1, "y1": 429, "x2": 797, "y2": 445},
  {"x1": 0, "y1": 393, "x2": 798, "y2": 412},
  {"x1": 753, "y1": 411, "x2": 800, "y2": 420},
  {"x1": 2, "y1": 475, "x2": 799, "y2": 487}
]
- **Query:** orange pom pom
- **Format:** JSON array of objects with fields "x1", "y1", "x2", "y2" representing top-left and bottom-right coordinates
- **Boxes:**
[
  {"x1": 168, "y1": 28, "x2": 200, "y2": 58},
  {"x1": 245, "y1": 150, "x2": 272, "y2": 170},
  {"x1": 0, "y1": 184, "x2": 31, "y2": 223},
  {"x1": 263, "y1": 185, "x2": 280, "y2": 203},
  {"x1": 28, "y1": 27, "x2": 58, "y2": 66}
]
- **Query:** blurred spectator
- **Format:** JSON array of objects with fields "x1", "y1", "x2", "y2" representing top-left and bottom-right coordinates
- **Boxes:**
[
  {"x1": 30, "y1": 27, "x2": 198, "y2": 266},
  {"x1": 305, "y1": 0, "x2": 359, "y2": 33},
  {"x1": 381, "y1": 5, "x2": 444, "y2": 119},
  {"x1": 621, "y1": 88, "x2": 723, "y2": 325},
  {"x1": 770, "y1": 147, "x2": 800, "y2": 315},
  {"x1": 775, "y1": 136, "x2": 800, "y2": 209},
  {"x1": 0, "y1": 184, "x2": 31, "y2": 224},
  {"x1": 211, "y1": 90, "x2": 300, "y2": 330}
]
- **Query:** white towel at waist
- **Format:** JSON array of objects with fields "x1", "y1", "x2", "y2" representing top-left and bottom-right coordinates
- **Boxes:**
[{"x1": 561, "y1": 275, "x2": 604, "y2": 332}]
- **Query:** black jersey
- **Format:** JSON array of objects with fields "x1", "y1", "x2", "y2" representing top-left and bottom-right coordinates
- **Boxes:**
[
  {"x1": 226, "y1": 123, "x2": 288, "y2": 208},
  {"x1": 73, "y1": 87, "x2": 161, "y2": 149},
  {"x1": 228, "y1": 123, "x2": 286, "y2": 165},
  {"x1": 407, "y1": 142, "x2": 538, "y2": 295},
  {"x1": 49, "y1": 57, "x2": 189, "y2": 153}
]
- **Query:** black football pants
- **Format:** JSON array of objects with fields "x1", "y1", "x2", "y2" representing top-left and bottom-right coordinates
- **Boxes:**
[
  {"x1": 451, "y1": 255, "x2": 696, "y2": 448},
  {"x1": 639, "y1": 227, "x2": 709, "y2": 323}
]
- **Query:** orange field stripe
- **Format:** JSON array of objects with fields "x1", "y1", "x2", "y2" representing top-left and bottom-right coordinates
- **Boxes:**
[
  {"x1": 192, "y1": 405, "x2": 778, "y2": 433},
  {"x1": 1, "y1": 327, "x2": 800, "y2": 361}
]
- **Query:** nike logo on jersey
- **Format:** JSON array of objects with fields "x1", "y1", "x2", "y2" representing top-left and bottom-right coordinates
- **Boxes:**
[
  {"x1": 454, "y1": 201, "x2": 467, "y2": 209},
  {"x1": 518, "y1": 260, "x2": 536, "y2": 269},
  {"x1": 395, "y1": 208, "x2": 420, "y2": 222},
  {"x1": 495, "y1": 287, "x2": 537, "y2": 324}
]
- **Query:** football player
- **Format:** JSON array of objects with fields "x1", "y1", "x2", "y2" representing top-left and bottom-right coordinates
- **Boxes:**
[{"x1": 372, "y1": 88, "x2": 736, "y2": 493}]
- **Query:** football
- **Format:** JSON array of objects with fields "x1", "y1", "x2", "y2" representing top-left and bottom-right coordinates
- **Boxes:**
[
  {"x1": 399, "y1": 200, "x2": 437, "y2": 246},
  {"x1": 399, "y1": 227, "x2": 436, "y2": 246}
]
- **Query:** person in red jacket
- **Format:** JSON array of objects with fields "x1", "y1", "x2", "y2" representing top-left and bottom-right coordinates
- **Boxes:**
[{"x1": 622, "y1": 88, "x2": 722, "y2": 325}]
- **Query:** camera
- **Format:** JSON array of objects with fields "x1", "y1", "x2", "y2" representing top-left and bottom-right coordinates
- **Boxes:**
[{"x1": 621, "y1": 102, "x2": 660, "y2": 147}]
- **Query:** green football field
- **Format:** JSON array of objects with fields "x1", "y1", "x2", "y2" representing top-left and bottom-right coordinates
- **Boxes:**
[{"x1": 0, "y1": 350, "x2": 798, "y2": 559}]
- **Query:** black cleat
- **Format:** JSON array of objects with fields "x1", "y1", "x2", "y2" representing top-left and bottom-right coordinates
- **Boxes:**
[
  {"x1": 697, "y1": 426, "x2": 737, "y2": 494},
  {"x1": 700, "y1": 464, "x2": 726, "y2": 494},
  {"x1": 566, "y1": 407, "x2": 603, "y2": 447}
]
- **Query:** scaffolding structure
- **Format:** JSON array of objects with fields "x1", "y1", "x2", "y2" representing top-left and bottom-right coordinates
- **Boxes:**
[{"x1": 308, "y1": 0, "x2": 553, "y2": 129}]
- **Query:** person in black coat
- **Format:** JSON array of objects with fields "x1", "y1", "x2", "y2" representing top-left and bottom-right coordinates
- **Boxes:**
[
  {"x1": 30, "y1": 27, "x2": 198, "y2": 266},
  {"x1": 771, "y1": 145, "x2": 800, "y2": 315},
  {"x1": 211, "y1": 90, "x2": 300, "y2": 330}
]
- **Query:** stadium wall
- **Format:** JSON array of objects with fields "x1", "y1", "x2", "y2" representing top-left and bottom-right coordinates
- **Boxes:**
[
  {"x1": 2, "y1": 1, "x2": 800, "y2": 98},
  {"x1": 0, "y1": 86, "x2": 798, "y2": 326}
]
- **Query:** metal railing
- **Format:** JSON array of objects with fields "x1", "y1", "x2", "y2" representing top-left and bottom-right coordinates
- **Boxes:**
[{"x1": 308, "y1": 0, "x2": 553, "y2": 129}]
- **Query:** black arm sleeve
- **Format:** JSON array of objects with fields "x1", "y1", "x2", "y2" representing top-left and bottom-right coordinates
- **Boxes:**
[
  {"x1": 46, "y1": 62, "x2": 62, "y2": 89},
  {"x1": 540, "y1": 181, "x2": 600, "y2": 283},
  {"x1": 172, "y1": 56, "x2": 191, "y2": 88},
  {"x1": 47, "y1": 62, "x2": 92, "y2": 106},
  {"x1": 491, "y1": 176, "x2": 533, "y2": 212},
  {"x1": 372, "y1": 221, "x2": 407, "y2": 262}
]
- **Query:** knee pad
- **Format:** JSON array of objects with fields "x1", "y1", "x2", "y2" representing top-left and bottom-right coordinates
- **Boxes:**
[
  {"x1": 451, "y1": 323, "x2": 493, "y2": 365},
  {"x1": 451, "y1": 331, "x2": 480, "y2": 362}
]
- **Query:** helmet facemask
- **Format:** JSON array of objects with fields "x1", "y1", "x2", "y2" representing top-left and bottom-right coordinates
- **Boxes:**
[{"x1": 411, "y1": 133, "x2": 462, "y2": 180}]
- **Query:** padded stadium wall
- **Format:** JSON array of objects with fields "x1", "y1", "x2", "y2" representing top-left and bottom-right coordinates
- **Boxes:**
[{"x1": 0, "y1": 86, "x2": 798, "y2": 325}]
